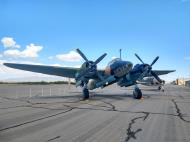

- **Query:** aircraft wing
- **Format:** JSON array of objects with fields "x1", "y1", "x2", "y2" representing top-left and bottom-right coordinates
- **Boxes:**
[
  {"x1": 3, "y1": 63, "x2": 106, "y2": 79},
  {"x1": 3, "y1": 63, "x2": 80, "y2": 78},
  {"x1": 149, "y1": 70, "x2": 175, "y2": 76}
]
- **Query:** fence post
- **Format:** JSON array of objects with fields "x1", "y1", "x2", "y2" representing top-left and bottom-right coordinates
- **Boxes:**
[
  {"x1": 16, "y1": 89, "x2": 18, "y2": 99},
  {"x1": 42, "y1": 88, "x2": 44, "y2": 96},
  {"x1": 50, "y1": 88, "x2": 52, "y2": 96},
  {"x1": 30, "y1": 88, "x2": 32, "y2": 98}
]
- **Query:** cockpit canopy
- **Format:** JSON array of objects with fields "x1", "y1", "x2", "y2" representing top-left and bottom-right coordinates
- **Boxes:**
[{"x1": 107, "y1": 58, "x2": 121, "y2": 67}]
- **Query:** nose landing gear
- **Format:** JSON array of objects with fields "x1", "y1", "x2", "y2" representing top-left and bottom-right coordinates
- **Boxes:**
[
  {"x1": 133, "y1": 85, "x2": 142, "y2": 99},
  {"x1": 82, "y1": 84, "x2": 89, "y2": 100}
]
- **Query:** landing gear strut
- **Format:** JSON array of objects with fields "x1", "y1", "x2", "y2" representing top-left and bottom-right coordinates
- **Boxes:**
[
  {"x1": 133, "y1": 85, "x2": 142, "y2": 99},
  {"x1": 82, "y1": 84, "x2": 89, "y2": 100}
]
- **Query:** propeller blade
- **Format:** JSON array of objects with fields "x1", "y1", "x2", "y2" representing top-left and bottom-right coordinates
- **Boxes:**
[
  {"x1": 135, "y1": 53, "x2": 144, "y2": 64},
  {"x1": 151, "y1": 71, "x2": 162, "y2": 83},
  {"x1": 150, "y1": 56, "x2": 159, "y2": 66},
  {"x1": 94, "y1": 53, "x2": 107, "y2": 65},
  {"x1": 76, "y1": 48, "x2": 88, "y2": 62}
]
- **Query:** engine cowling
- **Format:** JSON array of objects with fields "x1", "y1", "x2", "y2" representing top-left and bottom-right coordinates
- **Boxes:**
[{"x1": 87, "y1": 79, "x2": 97, "y2": 90}]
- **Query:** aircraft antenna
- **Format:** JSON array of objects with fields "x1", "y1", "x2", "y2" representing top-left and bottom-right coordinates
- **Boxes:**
[{"x1": 119, "y1": 49, "x2": 122, "y2": 60}]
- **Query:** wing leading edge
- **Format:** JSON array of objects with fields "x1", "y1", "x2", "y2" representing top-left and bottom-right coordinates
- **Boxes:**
[
  {"x1": 3, "y1": 63, "x2": 175, "y2": 79},
  {"x1": 150, "y1": 70, "x2": 175, "y2": 76},
  {"x1": 3, "y1": 63, "x2": 79, "y2": 78},
  {"x1": 3, "y1": 63, "x2": 106, "y2": 79}
]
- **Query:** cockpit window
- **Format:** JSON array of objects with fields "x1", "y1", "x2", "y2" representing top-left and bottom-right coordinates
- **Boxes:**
[
  {"x1": 133, "y1": 64, "x2": 140, "y2": 70},
  {"x1": 107, "y1": 58, "x2": 121, "y2": 66}
]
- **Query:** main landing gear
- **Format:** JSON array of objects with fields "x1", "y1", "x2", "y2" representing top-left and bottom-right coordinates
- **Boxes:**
[
  {"x1": 82, "y1": 84, "x2": 89, "y2": 100},
  {"x1": 158, "y1": 85, "x2": 164, "y2": 92},
  {"x1": 133, "y1": 85, "x2": 142, "y2": 99}
]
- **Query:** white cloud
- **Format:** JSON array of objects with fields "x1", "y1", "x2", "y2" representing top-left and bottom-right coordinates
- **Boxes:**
[
  {"x1": 48, "y1": 56, "x2": 54, "y2": 60},
  {"x1": 0, "y1": 60, "x2": 72, "y2": 81},
  {"x1": 185, "y1": 57, "x2": 190, "y2": 60},
  {"x1": 0, "y1": 59, "x2": 43, "y2": 66},
  {"x1": 0, "y1": 59, "x2": 41, "y2": 79},
  {"x1": 111, "y1": 56, "x2": 118, "y2": 59},
  {"x1": 4, "y1": 43, "x2": 43, "y2": 58},
  {"x1": 73, "y1": 65, "x2": 81, "y2": 68},
  {"x1": 4, "y1": 50, "x2": 21, "y2": 58},
  {"x1": 1, "y1": 37, "x2": 20, "y2": 48},
  {"x1": 56, "y1": 51, "x2": 82, "y2": 62},
  {"x1": 62, "y1": 64, "x2": 81, "y2": 68},
  {"x1": 22, "y1": 44, "x2": 43, "y2": 58}
]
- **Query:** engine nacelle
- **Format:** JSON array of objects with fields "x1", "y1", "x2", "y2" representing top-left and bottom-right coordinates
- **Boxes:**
[
  {"x1": 87, "y1": 79, "x2": 98, "y2": 90},
  {"x1": 87, "y1": 76, "x2": 116, "y2": 90}
]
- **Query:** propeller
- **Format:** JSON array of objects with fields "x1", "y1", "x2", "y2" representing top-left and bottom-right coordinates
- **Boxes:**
[
  {"x1": 150, "y1": 71, "x2": 163, "y2": 83},
  {"x1": 150, "y1": 56, "x2": 159, "y2": 66},
  {"x1": 135, "y1": 53, "x2": 162, "y2": 83},
  {"x1": 94, "y1": 53, "x2": 107, "y2": 65},
  {"x1": 76, "y1": 48, "x2": 88, "y2": 62},
  {"x1": 135, "y1": 53, "x2": 144, "y2": 64},
  {"x1": 76, "y1": 48, "x2": 107, "y2": 80}
]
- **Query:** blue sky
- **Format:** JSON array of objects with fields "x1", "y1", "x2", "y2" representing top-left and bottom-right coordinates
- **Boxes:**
[{"x1": 0, "y1": 0, "x2": 190, "y2": 81}]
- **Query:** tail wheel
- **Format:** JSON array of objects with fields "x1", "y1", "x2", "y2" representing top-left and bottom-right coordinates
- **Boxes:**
[{"x1": 133, "y1": 88, "x2": 142, "y2": 99}]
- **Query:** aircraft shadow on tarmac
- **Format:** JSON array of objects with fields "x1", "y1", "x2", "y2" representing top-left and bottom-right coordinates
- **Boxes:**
[
  {"x1": 126, "y1": 88, "x2": 161, "y2": 92},
  {"x1": 32, "y1": 92, "x2": 152, "y2": 101}
]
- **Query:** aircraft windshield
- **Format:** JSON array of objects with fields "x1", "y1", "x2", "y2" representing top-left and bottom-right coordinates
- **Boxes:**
[{"x1": 107, "y1": 58, "x2": 121, "y2": 66}]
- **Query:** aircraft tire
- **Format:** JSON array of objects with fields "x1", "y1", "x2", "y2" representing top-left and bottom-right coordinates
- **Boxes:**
[
  {"x1": 158, "y1": 86, "x2": 161, "y2": 90},
  {"x1": 133, "y1": 88, "x2": 142, "y2": 99},
  {"x1": 83, "y1": 88, "x2": 89, "y2": 100}
]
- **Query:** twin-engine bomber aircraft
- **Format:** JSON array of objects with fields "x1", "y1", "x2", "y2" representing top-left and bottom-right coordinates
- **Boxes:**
[{"x1": 4, "y1": 49, "x2": 175, "y2": 99}]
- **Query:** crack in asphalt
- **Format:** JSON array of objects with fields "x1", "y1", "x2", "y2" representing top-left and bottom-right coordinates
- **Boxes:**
[
  {"x1": 1, "y1": 96, "x2": 190, "y2": 134},
  {"x1": 171, "y1": 99, "x2": 190, "y2": 123},
  {"x1": 0, "y1": 104, "x2": 73, "y2": 111},
  {"x1": 2, "y1": 98, "x2": 188, "y2": 141},
  {"x1": 125, "y1": 112, "x2": 149, "y2": 142},
  {"x1": 0, "y1": 96, "x2": 84, "y2": 111},
  {"x1": 0, "y1": 107, "x2": 73, "y2": 132},
  {"x1": 1, "y1": 101, "x2": 185, "y2": 118},
  {"x1": 0, "y1": 105, "x2": 31, "y2": 109},
  {"x1": 66, "y1": 105, "x2": 182, "y2": 118},
  {"x1": 0, "y1": 96, "x2": 83, "y2": 105},
  {"x1": 46, "y1": 136, "x2": 61, "y2": 142},
  {"x1": 179, "y1": 95, "x2": 185, "y2": 99},
  {"x1": 83, "y1": 99, "x2": 117, "y2": 111},
  {"x1": 99, "y1": 100, "x2": 116, "y2": 111}
]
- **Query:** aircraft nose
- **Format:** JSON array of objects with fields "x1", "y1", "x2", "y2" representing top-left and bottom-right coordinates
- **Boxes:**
[{"x1": 105, "y1": 66, "x2": 111, "y2": 75}]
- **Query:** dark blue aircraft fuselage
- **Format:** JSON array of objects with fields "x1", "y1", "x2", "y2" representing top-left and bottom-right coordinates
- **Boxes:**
[{"x1": 105, "y1": 58, "x2": 133, "y2": 78}]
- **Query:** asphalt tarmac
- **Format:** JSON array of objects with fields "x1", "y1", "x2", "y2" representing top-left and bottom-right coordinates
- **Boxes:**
[{"x1": 0, "y1": 84, "x2": 190, "y2": 142}]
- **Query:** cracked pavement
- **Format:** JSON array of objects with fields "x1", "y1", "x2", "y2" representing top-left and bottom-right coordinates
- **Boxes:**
[{"x1": 0, "y1": 84, "x2": 190, "y2": 142}]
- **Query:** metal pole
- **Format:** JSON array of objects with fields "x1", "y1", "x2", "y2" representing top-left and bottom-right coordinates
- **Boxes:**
[
  {"x1": 16, "y1": 89, "x2": 18, "y2": 99},
  {"x1": 42, "y1": 88, "x2": 44, "y2": 96},
  {"x1": 119, "y1": 49, "x2": 122, "y2": 59},
  {"x1": 59, "y1": 88, "x2": 61, "y2": 96},
  {"x1": 30, "y1": 88, "x2": 32, "y2": 98},
  {"x1": 50, "y1": 88, "x2": 52, "y2": 96},
  {"x1": 68, "y1": 78, "x2": 71, "y2": 88}
]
